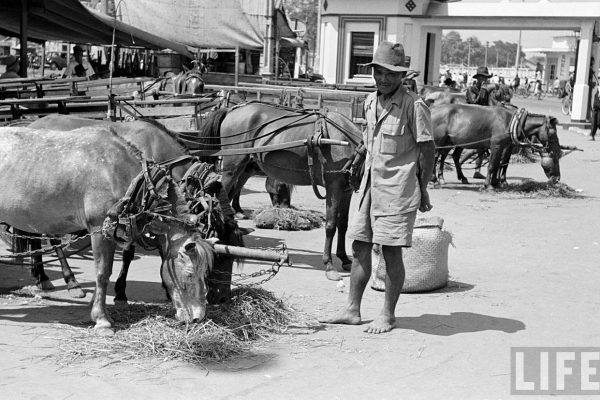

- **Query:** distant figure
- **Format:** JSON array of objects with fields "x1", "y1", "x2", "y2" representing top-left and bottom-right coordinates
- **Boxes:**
[
  {"x1": 590, "y1": 81, "x2": 600, "y2": 141},
  {"x1": 403, "y1": 55, "x2": 418, "y2": 93},
  {"x1": 63, "y1": 45, "x2": 96, "y2": 79},
  {"x1": 0, "y1": 55, "x2": 20, "y2": 79},
  {"x1": 464, "y1": 66, "x2": 493, "y2": 180},
  {"x1": 466, "y1": 66, "x2": 491, "y2": 105},
  {"x1": 512, "y1": 74, "x2": 520, "y2": 91}
]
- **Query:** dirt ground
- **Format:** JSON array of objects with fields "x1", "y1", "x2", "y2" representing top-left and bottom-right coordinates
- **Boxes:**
[{"x1": 1, "y1": 97, "x2": 599, "y2": 400}]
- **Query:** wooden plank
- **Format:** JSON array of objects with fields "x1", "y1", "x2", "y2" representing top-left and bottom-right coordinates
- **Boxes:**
[{"x1": 122, "y1": 105, "x2": 197, "y2": 117}]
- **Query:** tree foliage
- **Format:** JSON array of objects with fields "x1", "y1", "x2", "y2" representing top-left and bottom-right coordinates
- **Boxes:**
[
  {"x1": 281, "y1": 0, "x2": 318, "y2": 52},
  {"x1": 441, "y1": 31, "x2": 526, "y2": 68}
]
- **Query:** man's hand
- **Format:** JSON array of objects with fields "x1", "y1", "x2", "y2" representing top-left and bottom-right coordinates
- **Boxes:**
[{"x1": 419, "y1": 189, "x2": 433, "y2": 213}]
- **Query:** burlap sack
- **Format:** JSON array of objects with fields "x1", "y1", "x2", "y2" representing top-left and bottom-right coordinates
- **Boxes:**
[{"x1": 370, "y1": 216, "x2": 452, "y2": 293}]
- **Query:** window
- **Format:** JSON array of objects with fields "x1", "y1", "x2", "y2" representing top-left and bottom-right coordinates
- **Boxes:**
[
  {"x1": 549, "y1": 64, "x2": 556, "y2": 80},
  {"x1": 349, "y1": 32, "x2": 374, "y2": 78}
]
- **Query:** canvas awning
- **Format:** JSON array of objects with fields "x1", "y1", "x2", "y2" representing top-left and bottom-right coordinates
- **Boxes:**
[
  {"x1": 0, "y1": 0, "x2": 192, "y2": 56},
  {"x1": 116, "y1": 0, "x2": 302, "y2": 49}
]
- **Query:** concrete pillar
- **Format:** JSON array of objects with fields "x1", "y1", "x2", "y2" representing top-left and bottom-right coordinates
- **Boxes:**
[{"x1": 571, "y1": 21, "x2": 594, "y2": 122}]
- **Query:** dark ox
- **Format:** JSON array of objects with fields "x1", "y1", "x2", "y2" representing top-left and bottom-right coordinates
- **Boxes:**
[{"x1": 431, "y1": 104, "x2": 562, "y2": 188}]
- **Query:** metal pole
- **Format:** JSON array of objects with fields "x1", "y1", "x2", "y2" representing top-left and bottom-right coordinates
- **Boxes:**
[
  {"x1": 485, "y1": 41, "x2": 489, "y2": 66},
  {"x1": 515, "y1": 30, "x2": 522, "y2": 74},
  {"x1": 315, "y1": 0, "x2": 323, "y2": 72},
  {"x1": 467, "y1": 38, "x2": 471, "y2": 69}
]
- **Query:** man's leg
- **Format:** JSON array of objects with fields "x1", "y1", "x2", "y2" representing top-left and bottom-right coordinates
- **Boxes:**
[
  {"x1": 319, "y1": 240, "x2": 372, "y2": 325},
  {"x1": 591, "y1": 108, "x2": 599, "y2": 140},
  {"x1": 364, "y1": 245, "x2": 404, "y2": 334}
]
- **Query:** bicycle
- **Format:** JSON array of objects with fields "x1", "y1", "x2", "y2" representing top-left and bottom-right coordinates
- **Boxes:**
[{"x1": 561, "y1": 95, "x2": 572, "y2": 115}]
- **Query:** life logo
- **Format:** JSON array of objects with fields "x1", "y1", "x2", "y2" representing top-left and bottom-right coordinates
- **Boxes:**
[{"x1": 511, "y1": 347, "x2": 600, "y2": 395}]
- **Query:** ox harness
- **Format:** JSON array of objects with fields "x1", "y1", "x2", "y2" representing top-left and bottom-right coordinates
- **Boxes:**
[
  {"x1": 102, "y1": 159, "x2": 223, "y2": 247},
  {"x1": 188, "y1": 102, "x2": 365, "y2": 199}
]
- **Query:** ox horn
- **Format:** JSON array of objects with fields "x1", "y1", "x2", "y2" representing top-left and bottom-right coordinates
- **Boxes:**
[{"x1": 559, "y1": 144, "x2": 583, "y2": 152}]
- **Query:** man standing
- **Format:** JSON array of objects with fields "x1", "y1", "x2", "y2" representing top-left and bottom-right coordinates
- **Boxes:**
[
  {"x1": 63, "y1": 45, "x2": 95, "y2": 79},
  {"x1": 320, "y1": 41, "x2": 435, "y2": 334},
  {"x1": 464, "y1": 66, "x2": 493, "y2": 180},
  {"x1": 466, "y1": 66, "x2": 492, "y2": 105}
]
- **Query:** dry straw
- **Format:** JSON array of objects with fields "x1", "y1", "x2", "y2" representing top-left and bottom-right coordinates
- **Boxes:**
[
  {"x1": 498, "y1": 180, "x2": 583, "y2": 199},
  {"x1": 55, "y1": 287, "x2": 307, "y2": 366},
  {"x1": 253, "y1": 206, "x2": 325, "y2": 230}
]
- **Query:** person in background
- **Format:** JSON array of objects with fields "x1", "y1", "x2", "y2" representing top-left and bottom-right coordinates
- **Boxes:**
[
  {"x1": 0, "y1": 55, "x2": 20, "y2": 79},
  {"x1": 319, "y1": 41, "x2": 435, "y2": 334},
  {"x1": 512, "y1": 74, "x2": 520, "y2": 92},
  {"x1": 464, "y1": 66, "x2": 493, "y2": 180},
  {"x1": 403, "y1": 55, "x2": 418, "y2": 93},
  {"x1": 63, "y1": 45, "x2": 95, "y2": 79},
  {"x1": 466, "y1": 66, "x2": 491, "y2": 105}
]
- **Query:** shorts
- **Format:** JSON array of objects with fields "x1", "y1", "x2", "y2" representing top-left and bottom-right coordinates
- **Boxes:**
[{"x1": 347, "y1": 186, "x2": 417, "y2": 247}]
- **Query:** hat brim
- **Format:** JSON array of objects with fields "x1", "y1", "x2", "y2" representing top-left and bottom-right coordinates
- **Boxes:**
[
  {"x1": 473, "y1": 73, "x2": 492, "y2": 78},
  {"x1": 362, "y1": 61, "x2": 410, "y2": 72}
]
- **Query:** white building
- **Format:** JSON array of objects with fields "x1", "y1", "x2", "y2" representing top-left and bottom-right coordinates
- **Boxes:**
[
  {"x1": 524, "y1": 35, "x2": 577, "y2": 85},
  {"x1": 317, "y1": 0, "x2": 600, "y2": 122}
]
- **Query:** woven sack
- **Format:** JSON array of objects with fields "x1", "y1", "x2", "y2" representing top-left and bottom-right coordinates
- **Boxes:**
[{"x1": 370, "y1": 216, "x2": 452, "y2": 293}]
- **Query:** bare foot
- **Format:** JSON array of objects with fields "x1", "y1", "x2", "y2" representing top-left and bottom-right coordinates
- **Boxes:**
[
  {"x1": 363, "y1": 316, "x2": 395, "y2": 334},
  {"x1": 319, "y1": 309, "x2": 361, "y2": 325}
]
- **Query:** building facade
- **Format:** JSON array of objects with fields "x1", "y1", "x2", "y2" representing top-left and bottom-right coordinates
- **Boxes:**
[{"x1": 317, "y1": 0, "x2": 600, "y2": 121}]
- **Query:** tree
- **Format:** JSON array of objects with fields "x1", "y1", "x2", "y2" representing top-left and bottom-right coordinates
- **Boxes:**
[
  {"x1": 441, "y1": 31, "x2": 525, "y2": 68},
  {"x1": 282, "y1": 0, "x2": 318, "y2": 53}
]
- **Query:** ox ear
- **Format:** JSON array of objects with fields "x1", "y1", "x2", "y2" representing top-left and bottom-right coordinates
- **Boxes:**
[{"x1": 238, "y1": 227, "x2": 254, "y2": 236}]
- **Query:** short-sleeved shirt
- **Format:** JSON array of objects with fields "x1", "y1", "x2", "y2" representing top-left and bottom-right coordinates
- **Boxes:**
[
  {"x1": 358, "y1": 87, "x2": 433, "y2": 216},
  {"x1": 64, "y1": 59, "x2": 95, "y2": 78}
]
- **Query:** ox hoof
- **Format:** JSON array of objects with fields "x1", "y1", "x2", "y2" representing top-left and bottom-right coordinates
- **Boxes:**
[
  {"x1": 460, "y1": 177, "x2": 470, "y2": 184},
  {"x1": 67, "y1": 287, "x2": 85, "y2": 298},
  {"x1": 473, "y1": 172, "x2": 486, "y2": 180},
  {"x1": 93, "y1": 327, "x2": 115, "y2": 337},
  {"x1": 341, "y1": 262, "x2": 352, "y2": 272},
  {"x1": 37, "y1": 280, "x2": 55, "y2": 291},
  {"x1": 114, "y1": 299, "x2": 129, "y2": 309},
  {"x1": 325, "y1": 269, "x2": 343, "y2": 281}
]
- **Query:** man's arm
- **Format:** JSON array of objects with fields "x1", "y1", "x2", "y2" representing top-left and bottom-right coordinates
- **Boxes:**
[
  {"x1": 417, "y1": 140, "x2": 435, "y2": 212},
  {"x1": 412, "y1": 99, "x2": 435, "y2": 212}
]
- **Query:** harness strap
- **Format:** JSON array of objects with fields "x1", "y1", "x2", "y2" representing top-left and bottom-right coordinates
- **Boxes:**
[{"x1": 307, "y1": 116, "x2": 327, "y2": 200}]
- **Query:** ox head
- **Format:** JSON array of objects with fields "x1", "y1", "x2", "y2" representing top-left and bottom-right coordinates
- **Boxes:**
[
  {"x1": 537, "y1": 116, "x2": 562, "y2": 182},
  {"x1": 149, "y1": 218, "x2": 215, "y2": 323}
]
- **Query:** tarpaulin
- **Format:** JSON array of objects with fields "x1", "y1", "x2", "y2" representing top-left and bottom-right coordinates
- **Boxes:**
[
  {"x1": 0, "y1": 0, "x2": 192, "y2": 56},
  {"x1": 117, "y1": 0, "x2": 303, "y2": 49}
]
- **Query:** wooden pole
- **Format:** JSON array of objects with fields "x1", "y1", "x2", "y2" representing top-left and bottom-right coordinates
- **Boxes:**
[
  {"x1": 19, "y1": 0, "x2": 28, "y2": 78},
  {"x1": 234, "y1": 45, "x2": 240, "y2": 87}
]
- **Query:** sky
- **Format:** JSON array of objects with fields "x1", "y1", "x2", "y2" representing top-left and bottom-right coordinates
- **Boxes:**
[{"x1": 451, "y1": 29, "x2": 575, "y2": 49}]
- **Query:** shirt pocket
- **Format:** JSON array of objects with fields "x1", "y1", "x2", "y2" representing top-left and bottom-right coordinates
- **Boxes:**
[{"x1": 379, "y1": 122, "x2": 405, "y2": 154}]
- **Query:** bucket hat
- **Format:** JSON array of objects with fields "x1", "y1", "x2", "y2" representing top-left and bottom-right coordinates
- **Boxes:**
[
  {"x1": 362, "y1": 41, "x2": 409, "y2": 72},
  {"x1": 473, "y1": 66, "x2": 492, "y2": 79}
]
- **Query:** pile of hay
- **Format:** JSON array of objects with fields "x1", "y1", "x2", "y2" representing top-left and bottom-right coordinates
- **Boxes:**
[
  {"x1": 253, "y1": 207, "x2": 324, "y2": 230},
  {"x1": 55, "y1": 287, "x2": 305, "y2": 366},
  {"x1": 499, "y1": 180, "x2": 583, "y2": 199}
]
